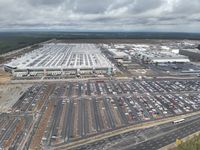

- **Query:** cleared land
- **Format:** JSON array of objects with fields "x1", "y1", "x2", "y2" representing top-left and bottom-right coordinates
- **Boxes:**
[
  {"x1": 0, "y1": 68, "x2": 11, "y2": 83},
  {"x1": 0, "y1": 83, "x2": 31, "y2": 112}
]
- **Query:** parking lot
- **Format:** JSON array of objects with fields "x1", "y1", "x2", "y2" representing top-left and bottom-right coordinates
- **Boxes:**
[
  {"x1": 1, "y1": 79, "x2": 200, "y2": 149},
  {"x1": 46, "y1": 79, "x2": 200, "y2": 147},
  {"x1": 0, "y1": 113, "x2": 33, "y2": 149},
  {"x1": 149, "y1": 63, "x2": 200, "y2": 75}
]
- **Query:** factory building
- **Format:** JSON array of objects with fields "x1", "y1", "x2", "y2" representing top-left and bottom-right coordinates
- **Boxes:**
[
  {"x1": 179, "y1": 49, "x2": 200, "y2": 61},
  {"x1": 4, "y1": 43, "x2": 114, "y2": 77},
  {"x1": 108, "y1": 48, "x2": 129, "y2": 59},
  {"x1": 134, "y1": 51, "x2": 190, "y2": 64}
]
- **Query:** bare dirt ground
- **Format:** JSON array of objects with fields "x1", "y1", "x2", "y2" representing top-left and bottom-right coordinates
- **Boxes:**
[
  {"x1": 128, "y1": 69, "x2": 156, "y2": 76},
  {"x1": 0, "y1": 68, "x2": 11, "y2": 84},
  {"x1": 0, "y1": 83, "x2": 32, "y2": 112}
]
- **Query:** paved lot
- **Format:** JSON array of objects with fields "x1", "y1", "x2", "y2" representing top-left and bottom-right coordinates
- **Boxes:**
[{"x1": 1, "y1": 79, "x2": 200, "y2": 149}]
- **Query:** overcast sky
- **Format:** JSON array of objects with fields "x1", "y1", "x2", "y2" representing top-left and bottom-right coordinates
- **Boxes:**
[{"x1": 0, "y1": 0, "x2": 200, "y2": 32}]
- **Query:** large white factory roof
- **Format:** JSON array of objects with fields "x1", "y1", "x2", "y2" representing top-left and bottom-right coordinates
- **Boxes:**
[
  {"x1": 135, "y1": 50, "x2": 190, "y2": 63},
  {"x1": 6, "y1": 43, "x2": 113, "y2": 70},
  {"x1": 108, "y1": 48, "x2": 128, "y2": 58}
]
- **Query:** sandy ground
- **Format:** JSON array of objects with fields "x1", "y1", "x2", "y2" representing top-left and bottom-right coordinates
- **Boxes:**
[
  {"x1": 128, "y1": 69, "x2": 155, "y2": 76},
  {"x1": 0, "y1": 83, "x2": 32, "y2": 112},
  {"x1": 0, "y1": 68, "x2": 11, "y2": 84}
]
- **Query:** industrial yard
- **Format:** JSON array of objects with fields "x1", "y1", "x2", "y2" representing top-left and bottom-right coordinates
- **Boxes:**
[
  {"x1": 3, "y1": 39, "x2": 200, "y2": 79},
  {"x1": 1, "y1": 79, "x2": 200, "y2": 149},
  {"x1": 1, "y1": 39, "x2": 200, "y2": 150},
  {"x1": 102, "y1": 40, "x2": 200, "y2": 77}
]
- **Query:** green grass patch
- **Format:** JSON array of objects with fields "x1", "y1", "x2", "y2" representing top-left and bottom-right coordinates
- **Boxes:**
[{"x1": 176, "y1": 134, "x2": 200, "y2": 150}]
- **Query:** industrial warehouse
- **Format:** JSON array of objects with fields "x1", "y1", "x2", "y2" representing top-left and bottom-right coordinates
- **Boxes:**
[
  {"x1": 4, "y1": 43, "x2": 114, "y2": 77},
  {"x1": 134, "y1": 50, "x2": 190, "y2": 64}
]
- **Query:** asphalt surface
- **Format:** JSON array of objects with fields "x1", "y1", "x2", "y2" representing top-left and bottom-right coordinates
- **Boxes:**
[
  {"x1": 121, "y1": 116, "x2": 200, "y2": 150},
  {"x1": 115, "y1": 117, "x2": 200, "y2": 150},
  {"x1": 70, "y1": 115, "x2": 200, "y2": 150}
]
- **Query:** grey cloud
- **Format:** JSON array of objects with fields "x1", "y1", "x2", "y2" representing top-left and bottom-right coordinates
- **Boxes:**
[
  {"x1": 128, "y1": 0, "x2": 164, "y2": 13},
  {"x1": 173, "y1": 0, "x2": 200, "y2": 14},
  {"x1": 72, "y1": 0, "x2": 114, "y2": 14},
  {"x1": 0, "y1": 0, "x2": 200, "y2": 32},
  {"x1": 26, "y1": 0, "x2": 64, "y2": 6}
]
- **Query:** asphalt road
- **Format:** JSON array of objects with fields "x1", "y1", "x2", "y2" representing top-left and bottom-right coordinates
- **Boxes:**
[
  {"x1": 68, "y1": 115, "x2": 200, "y2": 150},
  {"x1": 122, "y1": 116, "x2": 200, "y2": 150}
]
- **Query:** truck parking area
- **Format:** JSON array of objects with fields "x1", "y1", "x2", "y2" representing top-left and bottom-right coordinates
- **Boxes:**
[{"x1": 1, "y1": 79, "x2": 200, "y2": 149}]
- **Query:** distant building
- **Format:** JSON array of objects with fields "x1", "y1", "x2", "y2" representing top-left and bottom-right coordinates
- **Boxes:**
[
  {"x1": 197, "y1": 45, "x2": 200, "y2": 50},
  {"x1": 179, "y1": 49, "x2": 200, "y2": 61},
  {"x1": 108, "y1": 48, "x2": 128, "y2": 59},
  {"x1": 134, "y1": 50, "x2": 190, "y2": 64}
]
